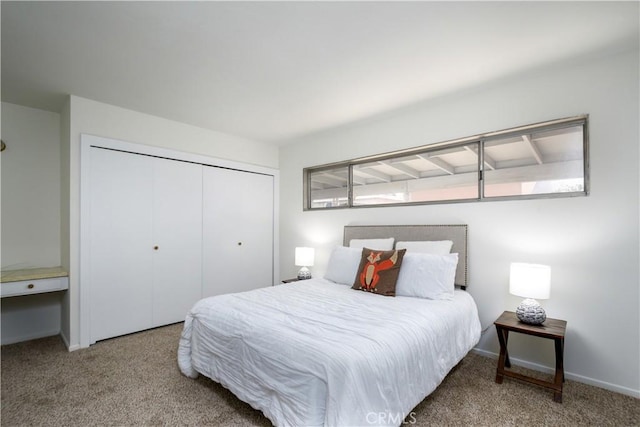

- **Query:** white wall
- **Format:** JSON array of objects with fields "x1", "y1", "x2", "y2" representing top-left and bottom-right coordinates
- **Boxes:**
[
  {"x1": 1, "y1": 102, "x2": 61, "y2": 268},
  {"x1": 279, "y1": 48, "x2": 639, "y2": 396},
  {"x1": 61, "y1": 95, "x2": 279, "y2": 349},
  {"x1": 1, "y1": 102, "x2": 63, "y2": 344},
  {"x1": 60, "y1": 97, "x2": 71, "y2": 346}
]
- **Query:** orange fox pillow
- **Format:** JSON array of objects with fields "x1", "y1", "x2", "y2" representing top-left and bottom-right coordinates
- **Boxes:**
[{"x1": 352, "y1": 248, "x2": 406, "y2": 297}]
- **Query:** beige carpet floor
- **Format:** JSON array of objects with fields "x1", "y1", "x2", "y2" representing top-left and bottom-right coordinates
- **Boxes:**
[{"x1": 2, "y1": 323, "x2": 638, "y2": 426}]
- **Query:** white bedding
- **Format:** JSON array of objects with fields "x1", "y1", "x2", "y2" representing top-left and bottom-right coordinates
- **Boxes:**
[{"x1": 178, "y1": 278, "x2": 481, "y2": 427}]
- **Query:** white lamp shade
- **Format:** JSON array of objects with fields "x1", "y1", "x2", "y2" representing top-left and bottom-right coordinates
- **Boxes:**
[
  {"x1": 295, "y1": 247, "x2": 315, "y2": 267},
  {"x1": 509, "y1": 262, "x2": 551, "y2": 300}
]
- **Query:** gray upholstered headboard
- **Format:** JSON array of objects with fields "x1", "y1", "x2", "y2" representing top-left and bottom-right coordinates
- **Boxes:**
[{"x1": 343, "y1": 225, "x2": 468, "y2": 289}]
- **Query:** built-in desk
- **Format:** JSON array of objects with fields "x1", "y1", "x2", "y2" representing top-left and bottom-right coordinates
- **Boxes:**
[
  {"x1": 1, "y1": 267, "x2": 69, "y2": 298},
  {"x1": 1, "y1": 267, "x2": 69, "y2": 345}
]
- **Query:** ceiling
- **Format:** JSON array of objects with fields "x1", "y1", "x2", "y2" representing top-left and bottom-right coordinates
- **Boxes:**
[{"x1": 2, "y1": 1, "x2": 638, "y2": 145}]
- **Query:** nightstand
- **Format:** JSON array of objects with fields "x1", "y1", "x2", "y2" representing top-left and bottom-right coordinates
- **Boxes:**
[{"x1": 494, "y1": 310, "x2": 567, "y2": 402}]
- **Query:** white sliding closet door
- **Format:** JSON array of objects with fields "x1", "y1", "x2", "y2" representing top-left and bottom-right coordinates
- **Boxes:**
[
  {"x1": 89, "y1": 148, "x2": 154, "y2": 342},
  {"x1": 82, "y1": 134, "x2": 278, "y2": 347},
  {"x1": 152, "y1": 158, "x2": 202, "y2": 325},
  {"x1": 89, "y1": 149, "x2": 203, "y2": 342},
  {"x1": 202, "y1": 166, "x2": 274, "y2": 296}
]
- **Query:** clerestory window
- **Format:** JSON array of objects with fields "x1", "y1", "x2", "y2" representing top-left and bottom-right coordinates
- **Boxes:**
[{"x1": 304, "y1": 115, "x2": 588, "y2": 210}]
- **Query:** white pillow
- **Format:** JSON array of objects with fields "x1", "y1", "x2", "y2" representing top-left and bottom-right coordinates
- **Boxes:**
[
  {"x1": 396, "y1": 240, "x2": 453, "y2": 255},
  {"x1": 349, "y1": 238, "x2": 394, "y2": 250},
  {"x1": 396, "y1": 253, "x2": 459, "y2": 300},
  {"x1": 324, "y1": 246, "x2": 363, "y2": 285}
]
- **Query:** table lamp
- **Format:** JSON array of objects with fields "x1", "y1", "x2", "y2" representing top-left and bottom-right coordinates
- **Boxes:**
[
  {"x1": 295, "y1": 247, "x2": 314, "y2": 280},
  {"x1": 509, "y1": 262, "x2": 551, "y2": 325}
]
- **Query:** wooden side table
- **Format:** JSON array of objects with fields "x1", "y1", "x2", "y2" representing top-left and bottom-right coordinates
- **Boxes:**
[{"x1": 494, "y1": 310, "x2": 567, "y2": 402}]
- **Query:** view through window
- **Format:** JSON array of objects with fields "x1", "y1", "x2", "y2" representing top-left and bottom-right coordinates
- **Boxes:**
[{"x1": 304, "y1": 116, "x2": 588, "y2": 210}]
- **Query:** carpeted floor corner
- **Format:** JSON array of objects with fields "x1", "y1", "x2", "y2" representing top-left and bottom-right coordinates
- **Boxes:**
[{"x1": 2, "y1": 323, "x2": 638, "y2": 426}]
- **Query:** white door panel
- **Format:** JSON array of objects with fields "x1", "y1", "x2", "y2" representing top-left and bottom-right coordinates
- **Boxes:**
[
  {"x1": 89, "y1": 148, "x2": 154, "y2": 342},
  {"x1": 152, "y1": 158, "x2": 202, "y2": 325},
  {"x1": 203, "y1": 167, "x2": 274, "y2": 297}
]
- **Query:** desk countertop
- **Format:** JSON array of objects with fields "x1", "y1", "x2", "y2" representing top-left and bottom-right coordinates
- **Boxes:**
[{"x1": 1, "y1": 267, "x2": 69, "y2": 283}]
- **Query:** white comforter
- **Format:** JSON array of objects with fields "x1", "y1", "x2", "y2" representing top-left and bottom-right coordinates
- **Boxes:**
[{"x1": 178, "y1": 279, "x2": 480, "y2": 427}]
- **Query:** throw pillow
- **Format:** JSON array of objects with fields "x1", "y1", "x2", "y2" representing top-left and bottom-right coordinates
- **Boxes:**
[{"x1": 352, "y1": 248, "x2": 406, "y2": 296}]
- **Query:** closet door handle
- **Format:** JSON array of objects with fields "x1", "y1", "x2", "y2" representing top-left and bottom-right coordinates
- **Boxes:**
[
  {"x1": 237, "y1": 242, "x2": 242, "y2": 246},
  {"x1": 153, "y1": 245, "x2": 159, "y2": 250}
]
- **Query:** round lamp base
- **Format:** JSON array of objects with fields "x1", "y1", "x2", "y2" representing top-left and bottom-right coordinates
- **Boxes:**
[
  {"x1": 516, "y1": 298, "x2": 546, "y2": 325},
  {"x1": 297, "y1": 267, "x2": 311, "y2": 280}
]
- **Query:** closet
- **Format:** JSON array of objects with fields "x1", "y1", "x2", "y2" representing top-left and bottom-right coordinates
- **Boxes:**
[
  {"x1": 203, "y1": 166, "x2": 274, "y2": 296},
  {"x1": 84, "y1": 138, "x2": 275, "y2": 344}
]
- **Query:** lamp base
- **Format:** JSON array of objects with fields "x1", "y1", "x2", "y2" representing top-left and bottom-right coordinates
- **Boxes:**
[
  {"x1": 516, "y1": 298, "x2": 546, "y2": 325},
  {"x1": 297, "y1": 266, "x2": 311, "y2": 280}
]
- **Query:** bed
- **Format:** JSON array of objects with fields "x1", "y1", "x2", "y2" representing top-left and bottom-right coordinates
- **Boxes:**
[{"x1": 178, "y1": 225, "x2": 481, "y2": 426}]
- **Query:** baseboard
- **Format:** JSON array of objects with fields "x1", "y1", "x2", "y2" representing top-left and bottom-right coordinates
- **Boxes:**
[
  {"x1": 1, "y1": 329, "x2": 60, "y2": 346},
  {"x1": 472, "y1": 348, "x2": 640, "y2": 398},
  {"x1": 58, "y1": 330, "x2": 80, "y2": 351}
]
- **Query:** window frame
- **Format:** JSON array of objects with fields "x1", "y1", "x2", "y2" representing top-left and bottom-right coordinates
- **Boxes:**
[{"x1": 303, "y1": 115, "x2": 589, "y2": 211}]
